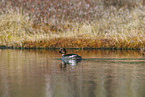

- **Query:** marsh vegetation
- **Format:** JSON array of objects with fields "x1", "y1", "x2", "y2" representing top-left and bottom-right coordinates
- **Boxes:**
[{"x1": 0, "y1": 0, "x2": 145, "y2": 49}]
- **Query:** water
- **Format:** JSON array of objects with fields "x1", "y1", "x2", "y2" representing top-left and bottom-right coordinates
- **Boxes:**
[{"x1": 0, "y1": 49, "x2": 145, "y2": 97}]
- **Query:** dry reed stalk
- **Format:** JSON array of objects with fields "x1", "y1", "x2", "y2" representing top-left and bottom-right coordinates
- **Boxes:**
[{"x1": 0, "y1": 0, "x2": 144, "y2": 49}]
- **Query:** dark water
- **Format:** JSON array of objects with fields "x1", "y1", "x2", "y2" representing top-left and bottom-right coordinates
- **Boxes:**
[{"x1": 0, "y1": 49, "x2": 145, "y2": 97}]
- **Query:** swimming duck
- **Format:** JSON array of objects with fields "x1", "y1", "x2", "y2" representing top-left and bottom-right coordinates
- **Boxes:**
[{"x1": 59, "y1": 48, "x2": 82, "y2": 60}]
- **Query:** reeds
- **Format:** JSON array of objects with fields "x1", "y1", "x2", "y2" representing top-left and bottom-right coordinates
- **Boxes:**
[{"x1": 0, "y1": 0, "x2": 145, "y2": 49}]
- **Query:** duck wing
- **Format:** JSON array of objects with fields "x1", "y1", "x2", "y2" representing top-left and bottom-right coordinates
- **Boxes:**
[{"x1": 63, "y1": 54, "x2": 81, "y2": 59}]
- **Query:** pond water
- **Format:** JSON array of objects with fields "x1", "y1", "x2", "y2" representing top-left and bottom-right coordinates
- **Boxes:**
[{"x1": 0, "y1": 49, "x2": 145, "y2": 97}]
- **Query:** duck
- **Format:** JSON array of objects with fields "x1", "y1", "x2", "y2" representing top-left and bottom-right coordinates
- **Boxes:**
[{"x1": 59, "y1": 48, "x2": 82, "y2": 60}]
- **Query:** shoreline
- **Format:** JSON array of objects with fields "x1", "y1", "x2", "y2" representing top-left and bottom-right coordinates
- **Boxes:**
[{"x1": 0, "y1": 46, "x2": 141, "y2": 50}]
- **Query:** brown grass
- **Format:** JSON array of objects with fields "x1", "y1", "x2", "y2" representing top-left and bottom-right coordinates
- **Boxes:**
[
  {"x1": 0, "y1": 0, "x2": 145, "y2": 49},
  {"x1": 22, "y1": 37, "x2": 144, "y2": 49}
]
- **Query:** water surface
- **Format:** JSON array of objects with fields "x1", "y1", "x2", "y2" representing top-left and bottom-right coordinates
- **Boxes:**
[{"x1": 0, "y1": 49, "x2": 145, "y2": 97}]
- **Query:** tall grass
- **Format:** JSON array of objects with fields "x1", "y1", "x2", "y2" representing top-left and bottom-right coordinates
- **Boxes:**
[{"x1": 0, "y1": 0, "x2": 145, "y2": 49}]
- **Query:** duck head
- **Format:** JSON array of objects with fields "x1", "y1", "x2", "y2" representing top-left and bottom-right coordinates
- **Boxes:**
[{"x1": 59, "y1": 48, "x2": 67, "y2": 56}]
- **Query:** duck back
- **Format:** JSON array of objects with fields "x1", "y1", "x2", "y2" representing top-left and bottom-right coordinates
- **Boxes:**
[{"x1": 62, "y1": 54, "x2": 81, "y2": 60}]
